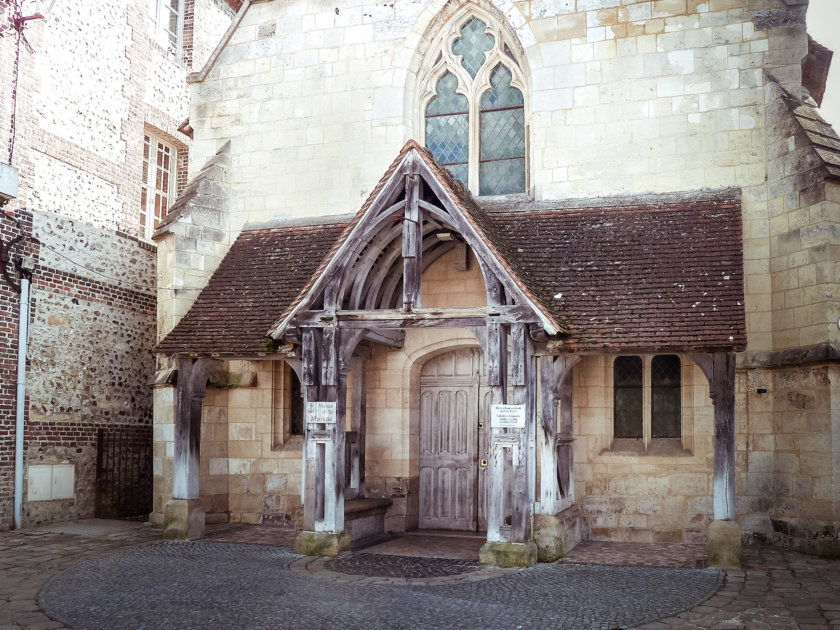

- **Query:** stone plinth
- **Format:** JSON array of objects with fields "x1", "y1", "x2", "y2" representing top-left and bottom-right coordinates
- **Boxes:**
[
  {"x1": 295, "y1": 530, "x2": 351, "y2": 557},
  {"x1": 533, "y1": 505, "x2": 585, "y2": 562},
  {"x1": 707, "y1": 519, "x2": 741, "y2": 568},
  {"x1": 163, "y1": 499, "x2": 205, "y2": 540},
  {"x1": 479, "y1": 540, "x2": 538, "y2": 568}
]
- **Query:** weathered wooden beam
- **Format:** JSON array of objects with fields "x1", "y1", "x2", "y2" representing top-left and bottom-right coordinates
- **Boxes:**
[
  {"x1": 538, "y1": 355, "x2": 558, "y2": 514},
  {"x1": 321, "y1": 325, "x2": 337, "y2": 387},
  {"x1": 173, "y1": 357, "x2": 218, "y2": 500},
  {"x1": 362, "y1": 328, "x2": 405, "y2": 348},
  {"x1": 348, "y1": 225, "x2": 402, "y2": 310},
  {"x1": 321, "y1": 375, "x2": 347, "y2": 532},
  {"x1": 402, "y1": 173, "x2": 422, "y2": 309},
  {"x1": 556, "y1": 369, "x2": 574, "y2": 506},
  {"x1": 510, "y1": 335, "x2": 534, "y2": 543},
  {"x1": 485, "y1": 322, "x2": 506, "y2": 388},
  {"x1": 691, "y1": 351, "x2": 736, "y2": 521},
  {"x1": 510, "y1": 323, "x2": 526, "y2": 387},
  {"x1": 363, "y1": 223, "x2": 444, "y2": 310},
  {"x1": 351, "y1": 354, "x2": 367, "y2": 497},
  {"x1": 301, "y1": 328, "x2": 318, "y2": 386},
  {"x1": 454, "y1": 241, "x2": 469, "y2": 271},
  {"x1": 293, "y1": 306, "x2": 537, "y2": 328}
]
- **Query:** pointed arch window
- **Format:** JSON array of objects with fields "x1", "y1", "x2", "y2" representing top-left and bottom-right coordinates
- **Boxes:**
[{"x1": 422, "y1": 16, "x2": 526, "y2": 196}]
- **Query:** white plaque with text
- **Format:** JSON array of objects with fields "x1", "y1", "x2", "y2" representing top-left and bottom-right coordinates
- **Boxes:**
[
  {"x1": 305, "y1": 401, "x2": 337, "y2": 424},
  {"x1": 490, "y1": 404, "x2": 526, "y2": 428}
]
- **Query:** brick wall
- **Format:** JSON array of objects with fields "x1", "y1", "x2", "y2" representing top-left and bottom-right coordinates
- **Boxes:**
[{"x1": 0, "y1": 210, "x2": 35, "y2": 525}]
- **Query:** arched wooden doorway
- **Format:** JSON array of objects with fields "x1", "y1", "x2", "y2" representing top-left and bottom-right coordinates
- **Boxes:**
[{"x1": 419, "y1": 347, "x2": 490, "y2": 531}]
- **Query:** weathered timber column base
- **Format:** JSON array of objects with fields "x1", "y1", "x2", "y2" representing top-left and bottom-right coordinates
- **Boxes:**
[
  {"x1": 479, "y1": 541, "x2": 538, "y2": 568},
  {"x1": 294, "y1": 531, "x2": 351, "y2": 557},
  {"x1": 707, "y1": 519, "x2": 741, "y2": 568},
  {"x1": 533, "y1": 505, "x2": 584, "y2": 563},
  {"x1": 162, "y1": 499, "x2": 205, "y2": 540}
]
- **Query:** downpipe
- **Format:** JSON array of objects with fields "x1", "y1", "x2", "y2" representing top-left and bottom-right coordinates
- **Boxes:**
[{"x1": 13, "y1": 260, "x2": 32, "y2": 529}]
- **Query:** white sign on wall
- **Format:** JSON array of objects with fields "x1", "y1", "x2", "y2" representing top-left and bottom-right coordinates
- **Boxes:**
[
  {"x1": 490, "y1": 404, "x2": 526, "y2": 428},
  {"x1": 305, "y1": 401, "x2": 337, "y2": 424}
]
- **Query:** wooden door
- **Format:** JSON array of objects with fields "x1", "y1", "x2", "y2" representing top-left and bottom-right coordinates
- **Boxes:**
[{"x1": 419, "y1": 348, "x2": 484, "y2": 530}]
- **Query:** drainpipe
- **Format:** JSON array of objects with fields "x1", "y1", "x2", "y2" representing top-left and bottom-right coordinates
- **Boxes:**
[{"x1": 13, "y1": 256, "x2": 32, "y2": 529}]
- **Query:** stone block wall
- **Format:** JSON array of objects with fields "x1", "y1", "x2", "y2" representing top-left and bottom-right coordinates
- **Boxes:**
[{"x1": 573, "y1": 355, "x2": 717, "y2": 543}]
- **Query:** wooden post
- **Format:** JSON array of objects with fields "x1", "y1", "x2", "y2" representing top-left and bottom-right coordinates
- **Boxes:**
[
  {"x1": 510, "y1": 324, "x2": 533, "y2": 543},
  {"x1": 538, "y1": 355, "x2": 558, "y2": 514},
  {"x1": 536, "y1": 354, "x2": 578, "y2": 515},
  {"x1": 691, "y1": 352, "x2": 736, "y2": 520},
  {"x1": 485, "y1": 323, "x2": 508, "y2": 543},
  {"x1": 351, "y1": 354, "x2": 367, "y2": 497},
  {"x1": 402, "y1": 173, "x2": 422, "y2": 309},
  {"x1": 173, "y1": 358, "x2": 216, "y2": 500},
  {"x1": 557, "y1": 369, "x2": 574, "y2": 508},
  {"x1": 320, "y1": 372, "x2": 347, "y2": 533},
  {"x1": 486, "y1": 322, "x2": 506, "y2": 389},
  {"x1": 301, "y1": 327, "x2": 320, "y2": 530}
]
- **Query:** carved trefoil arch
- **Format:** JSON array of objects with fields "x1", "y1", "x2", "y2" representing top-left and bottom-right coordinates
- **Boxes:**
[{"x1": 417, "y1": 7, "x2": 529, "y2": 198}]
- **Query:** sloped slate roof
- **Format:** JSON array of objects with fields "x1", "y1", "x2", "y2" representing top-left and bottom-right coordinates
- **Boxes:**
[
  {"x1": 157, "y1": 196, "x2": 746, "y2": 357},
  {"x1": 156, "y1": 221, "x2": 347, "y2": 356},
  {"x1": 492, "y1": 198, "x2": 746, "y2": 352}
]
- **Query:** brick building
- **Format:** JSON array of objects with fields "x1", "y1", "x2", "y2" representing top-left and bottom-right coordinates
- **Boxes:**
[
  {"x1": 153, "y1": 0, "x2": 840, "y2": 566},
  {"x1": 0, "y1": 0, "x2": 236, "y2": 528}
]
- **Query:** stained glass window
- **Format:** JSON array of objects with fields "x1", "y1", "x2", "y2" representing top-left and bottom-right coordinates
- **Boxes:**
[
  {"x1": 425, "y1": 73, "x2": 469, "y2": 185},
  {"x1": 423, "y1": 16, "x2": 526, "y2": 195},
  {"x1": 479, "y1": 65, "x2": 525, "y2": 195},
  {"x1": 651, "y1": 355, "x2": 681, "y2": 438},
  {"x1": 614, "y1": 356, "x2": 643, "y2": 439},
  {"x1": 453, "y1": 18, "x2": 495, "y2": 78}
]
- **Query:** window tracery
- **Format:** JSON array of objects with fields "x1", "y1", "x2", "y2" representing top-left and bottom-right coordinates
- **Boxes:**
[{"x1": 420, "y1": 14, "x2": 527, "y2": 196}]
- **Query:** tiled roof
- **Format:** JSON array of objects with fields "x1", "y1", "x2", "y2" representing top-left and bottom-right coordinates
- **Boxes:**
[
  {"x1": 156, "y1": 221, "x2": 347, "y2": 357},
  {"x1": 157, "y1": 195, "x2": 746, "y2": 357},
  {"x1": 269, "y1": 142, "x2": 566, "y2": 337},
  {"x1": 783, "y1": 91, "x2": 840, "y2": 180},
  {"x1": 492, "y1": 197, "x2": 746, "y2": 352}
]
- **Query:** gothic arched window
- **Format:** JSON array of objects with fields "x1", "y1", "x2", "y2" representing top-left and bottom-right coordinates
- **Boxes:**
[{"x1": 421, "y1": 16, "x2": 526, "y2": 196}]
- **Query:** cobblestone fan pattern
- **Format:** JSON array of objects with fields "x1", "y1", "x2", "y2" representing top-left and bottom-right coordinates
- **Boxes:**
[
  {"x1": 2, "y1": 527, "x2": 838, "y2": 630},
  {"x1": 40, "y1": 542, "x2": 723, "y2": 629},
  {"x1": 325, "y1": 553, "x2": 480, "y2": 578}
]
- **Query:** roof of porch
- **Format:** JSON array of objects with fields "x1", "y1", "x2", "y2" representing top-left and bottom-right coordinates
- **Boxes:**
[{"x1": 156, "y1": 144, "x2": 746, "y2": 358}]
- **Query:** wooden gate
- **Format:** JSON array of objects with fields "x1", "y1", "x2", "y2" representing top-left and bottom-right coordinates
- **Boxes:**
[
  {"x1": 419, "y1": 348, "x2": 488, "y2": 530},
  {"x1": 95, "y1": 426, "x2": 153, "y2": 520}
]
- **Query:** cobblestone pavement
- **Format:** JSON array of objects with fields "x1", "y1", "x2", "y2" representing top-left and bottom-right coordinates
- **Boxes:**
[
  {"x1": 40, "y1": 541, "x2": 723, "y2": 629},
  {"x1": 0, "y1": 522, "x2": 837, "y2": 629}
]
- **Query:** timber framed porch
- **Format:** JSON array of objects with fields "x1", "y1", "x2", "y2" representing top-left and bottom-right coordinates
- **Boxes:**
[{"x1": 156, "y1": 142, "x2": 747, "y2": 568}]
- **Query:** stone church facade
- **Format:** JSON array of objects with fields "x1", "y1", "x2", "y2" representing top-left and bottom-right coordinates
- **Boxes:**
[{"x1": 153, "y1": 0, "x2": 840, "y2": 565}]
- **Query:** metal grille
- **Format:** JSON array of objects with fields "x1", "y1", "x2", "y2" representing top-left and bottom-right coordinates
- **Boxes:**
[{"x1": 95, "y1": 427, "x2": 153, "y2": 521}]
